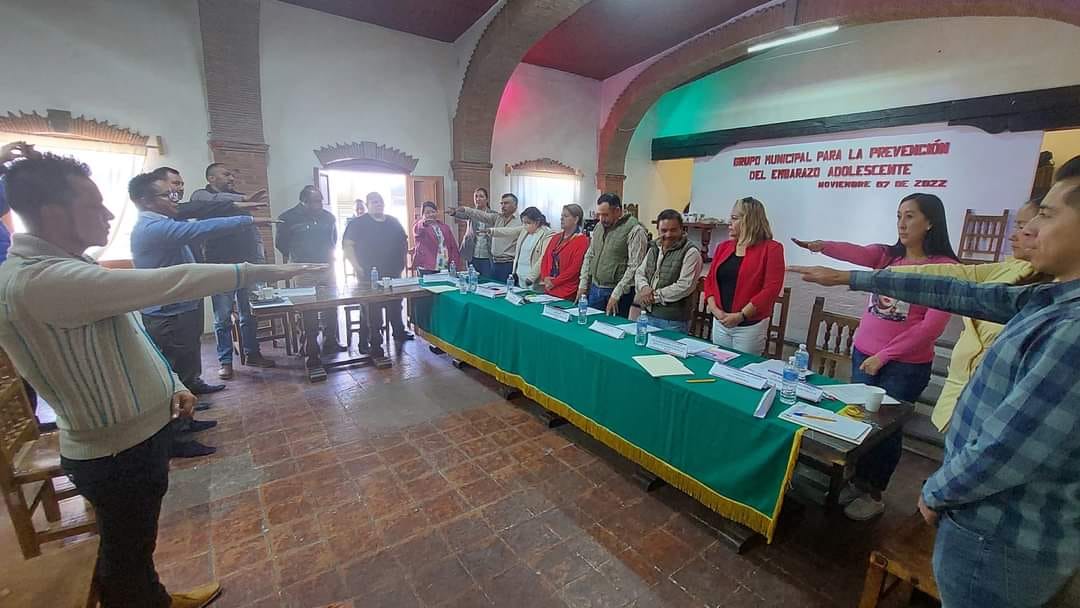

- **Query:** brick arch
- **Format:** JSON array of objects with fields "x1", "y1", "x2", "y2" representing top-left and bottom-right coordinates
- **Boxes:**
[
  {"x1": 451, "y1": 0, "x2": 592, "y2": 206},
  {"x1": 596, "y1": 0, "x2": 1080, "y2": 196}
]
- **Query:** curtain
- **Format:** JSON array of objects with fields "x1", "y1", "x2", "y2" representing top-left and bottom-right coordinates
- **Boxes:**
[
  {"x1": 1, "y1": 132, "x2": 147, "y2": 261},
  {"x1": 509, "y1": 172, "x2": 581, "y2": 227}
]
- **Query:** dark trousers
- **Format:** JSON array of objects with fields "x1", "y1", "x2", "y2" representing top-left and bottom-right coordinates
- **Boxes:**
[
  {"x1": 851, "y1": 348, "x2": 932, "y2": 492},
  {"x1": 142, "y1": 309, "x2": 203, "y2": 388},
  {"x1": 472, "y1": 258, "x2": 492, "y2": 279},
  {"x1": 489, "y1": 260, "x2": 514, "y2": 285},
  {"x1": 62, "y1": 424, "x2": 173, "y2": 608},
  {"x1": 296, "y1": 272, "x2": 339, "y2": 364}
]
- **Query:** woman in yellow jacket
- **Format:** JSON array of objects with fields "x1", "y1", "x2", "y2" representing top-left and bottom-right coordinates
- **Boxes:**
[{"x1": 892, "y1": 197, "x2": 1048, "y2": 431}]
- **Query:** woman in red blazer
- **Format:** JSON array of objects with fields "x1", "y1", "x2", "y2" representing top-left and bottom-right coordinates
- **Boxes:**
[
  {"x1": 539, "y1": 204, "x2": 589, "y2": 300},
  {"x1": 703, "y1": 197, "x2": 785, "y2": 355}
]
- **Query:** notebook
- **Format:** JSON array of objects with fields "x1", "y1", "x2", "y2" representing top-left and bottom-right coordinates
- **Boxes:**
[
  {"x1": 633, "y1": 355, "x2": 694, "y2": 378},
  {"x1": 778, "y1": 404, "x2": 871, "y2": 444}
]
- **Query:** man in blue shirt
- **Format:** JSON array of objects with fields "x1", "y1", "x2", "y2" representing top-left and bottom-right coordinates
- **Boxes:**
[{"x1": 791, "y1": 156, "x2": 1080, "y2": 607}]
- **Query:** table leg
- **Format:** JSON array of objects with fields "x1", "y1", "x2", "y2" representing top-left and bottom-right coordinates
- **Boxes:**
[
  {"x1": 365, "y1": 302, "x2": 393, "y2": 369},
  {"x1": 301, "y1": 310, "x2": 328, "y2": 383},
  {"x1": 825, "y1": 464, "x2": 845, "y2": 512}
]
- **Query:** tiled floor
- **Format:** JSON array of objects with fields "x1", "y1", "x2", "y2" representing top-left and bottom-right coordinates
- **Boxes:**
[{"x1": 4, "y1": 291, "x2": 942, "y2": 608}]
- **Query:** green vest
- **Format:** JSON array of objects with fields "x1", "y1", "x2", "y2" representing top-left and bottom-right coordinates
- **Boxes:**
[
  {"x1": 587, "y1": 214, "x2": 640, "y2": 288},
  {"x1": 642, "y1": 237, "x2": 693, "y2": 320}
]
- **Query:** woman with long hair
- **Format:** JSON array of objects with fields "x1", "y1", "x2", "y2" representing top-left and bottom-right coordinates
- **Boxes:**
[
  {"x1": 412, "y1": 200, "x2": 461, "y2": 274},
  {"x1": 792, "y1": 192, "x2": 959, "y2": 521},
  {"x1": 539, "y1": 204, "x2": 589, "y2": 300},
  {"x1": 703, "y1": 197, "x2": 785, "y2": 355},
  {"x1": 488, "y1": 206, "x2": 555, "y2": 288}
]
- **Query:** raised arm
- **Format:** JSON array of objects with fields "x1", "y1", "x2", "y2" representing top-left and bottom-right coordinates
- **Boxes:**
[
  {"x1": 489, "y1": 224, "x2": 525, "y2": 238},
  {"x1": 154, "y1": 215, "x2": 253, "y2": 245},
  {"x1": 452, "y1": 206, "x2": 500, "y2": 225},
  {"x1": 820, "y1": 241, "x2": 892, "y2": 269},
  {"x1": 189, "y1": 190, "x2": 245, "y2": 203},
  {"x1": 851, "y1": 270, "x2": 1037, "y2": 324},
  {"x1": 889, "y1": 260, "x2": 1015, "y2": 282},
  {"x1": 922, "y1": 319, "x2": 1080, "y2": 509},
  {"x1": 175, "y1": 198, "x2": 240, "y2": 220}
]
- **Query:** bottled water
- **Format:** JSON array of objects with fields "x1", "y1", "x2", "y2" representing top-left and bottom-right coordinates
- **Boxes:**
[
  {"x1": 437, "y1": 252, "x2": 446, "y2": 271},
  {"x1": 449, "y1": 261, "x2": 457, "y2": 278},
  {"x1": 780, "y1": 356, "x2": 799, "y2": 405},
  {"x1": 458, "y1": 274, "x2": 468, "y2": 294},
  {"x1": 467, "y1": 265, "x2": 478, "y2": 293},
  {"x1": 506, "y1": 273, "x2": 515, "y2": 293},
  {"x1": 794, "y1": 344, "x2": 810, "y2": 378},
  {"x1": 635, "y1": 313, "x2": 649, "y2": 346},
  {"x1": 577, "y1": 294, "x2": 588, "y2": 326},
  {"x1": 369, "y1": 267, "x2": 379, "y2": 288}
]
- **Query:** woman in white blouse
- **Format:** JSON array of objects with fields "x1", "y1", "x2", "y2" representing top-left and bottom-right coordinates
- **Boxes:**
[{"x1": 487, "y1": 206, "x2": 555, "y2": 288}]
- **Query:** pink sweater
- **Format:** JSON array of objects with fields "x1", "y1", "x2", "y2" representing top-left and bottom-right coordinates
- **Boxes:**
[{"x1": 821, "y1": 242, "x2": 956, "y2": 365}]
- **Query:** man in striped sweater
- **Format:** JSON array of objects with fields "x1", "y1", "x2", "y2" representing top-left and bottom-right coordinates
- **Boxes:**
[{"x1": 0, "y1": 154, "x2": 323, "y2": 608}]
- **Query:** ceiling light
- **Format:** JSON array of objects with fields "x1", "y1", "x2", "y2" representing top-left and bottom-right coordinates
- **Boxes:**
[{"x1": 747, "y1": 25, "x2": 840, "y2": 53}]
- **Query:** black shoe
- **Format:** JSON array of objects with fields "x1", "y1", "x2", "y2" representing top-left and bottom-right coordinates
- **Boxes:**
[
  {"x1": 195, "y1": 401, "x2": 212, "y2": 412},
  {"x1": 189, "y1": 381, "x2": 226, "y2": 395},
  {"x1": 394, "y1": 331, "x2": 415, "y2": 342},
  {"x1": 171, "y1": 440, "x2": 217, "y2": 458},
  {"x1": 429, "y1": 346, "x2": 445, "y2": 355},
  {"x1": 321, "y1": 342, "x2": 348, "y2": 355},
  {"x1": 188, "y1": 419, "x2": 218, "y2": 433}
]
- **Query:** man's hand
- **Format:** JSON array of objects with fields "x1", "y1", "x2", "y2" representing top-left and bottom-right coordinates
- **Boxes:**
[
  {"x1": 0, "y1": 141, "x2": 39, "y2": 163},
  {"x1": 575, "y1": 287, "x2": 587, "y2": 302},
  {"x1": 636, "y1": 286, "x2": 655, "y2": 306},
  {"x1": 236, "y1": 201, "x2": 269, "y2": 210},
  {"x1": 605, "y1": 295, "x2": 619, "y2": 316},
  {"x1": 252, "y1": 218, "x2": 282, "y2": 226},
  {"x1": 790, "y1": 238, "x2": 825, "y2": 253},
  {"x1": 541, "y1": 277, "x2": 554, "y2": 291},
  {"x1": 859, "y1": 354, "x2": 885, "y2": 376},
  {"x1": 788, "y1": 265, "x2": 851, "y2": 287},
  {"x1": 244, "y1": 188, "x2": 269, "y2": 203},
  {"x1": 171, "y1": 390, "x2": 197, "y2": 419},
  {"x1": 260, "y1": 263, "x2": 330, "y2": 282},
  {"x1": 918, "y1": 495, "x2": 939, "y2": 527},
  {"x1": 719, "y1": 312, "x2": 744, "y2": 328}
]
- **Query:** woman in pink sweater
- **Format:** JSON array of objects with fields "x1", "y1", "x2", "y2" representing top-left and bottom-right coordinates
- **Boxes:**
[{"x1": 792, "y1": 193, "x2": 959, "y2": 520}]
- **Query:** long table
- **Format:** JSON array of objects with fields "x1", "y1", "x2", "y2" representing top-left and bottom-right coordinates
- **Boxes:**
[{"x1": 415, "y1": 286, "x2": 911, "y2": 543}]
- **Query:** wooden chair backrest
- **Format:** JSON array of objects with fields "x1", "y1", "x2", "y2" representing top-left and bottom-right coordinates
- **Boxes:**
[
  {"x1": 686, "y1": 276, "x2": 711, "y2": 341},
  {"x1": 958, "y1": 209, "x2": 1010, "y2": 264},
  {"x1": 805, "y1": 296, "x2": 861, "y2": 378},
  {"x1": 0, "y1": 351, "x2": 38, "y2": 487},
  {"x1": 764, "y1": 287, "x2": 791, "y2": 360}
]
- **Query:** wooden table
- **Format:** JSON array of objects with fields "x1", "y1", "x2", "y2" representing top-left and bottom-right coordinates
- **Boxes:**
[
  {"x1": 0, "y1": 536, "x2": 98, "y2": 607},
  {"x1": 253, "y1": 283, "x2": 434, "y2": 382}
]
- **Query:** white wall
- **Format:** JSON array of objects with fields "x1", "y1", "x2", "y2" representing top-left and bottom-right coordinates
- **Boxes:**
[
  {"x1": 623, "y1": 16, "x2": 1080, "y2": 223},
  {"x1": 260, "y1": 0, "x2": 456, "y2": 221},
  {"x1": 0, "y1": 0, "x2": 211, "y2": 185},
  {"x1": 490, "y1": 63, "x2": 602, "y2": 208}
]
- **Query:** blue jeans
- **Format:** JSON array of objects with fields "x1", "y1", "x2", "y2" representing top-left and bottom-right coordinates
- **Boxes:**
[
  {"x1": 587, "y1": 284, "x2": 635, "y2": 318},
  {"x1": 647, "y1": 317, "x2": 687, "y2": 333},
  {"x1": 851, "y1": 347, "x2": 931, "y2": 492},
  {"x1": 212, "y1": 289, "x2": 258, "y2": 364},
  {"x1": 489, "y1": 261, "x2": 513, "y2": 285},
  {"x1": 934, "y1": 512, "x2": 1074, "y2": 608},
  {"x1": 472, "y1": 258, "x2": 493, "y2": 279}
]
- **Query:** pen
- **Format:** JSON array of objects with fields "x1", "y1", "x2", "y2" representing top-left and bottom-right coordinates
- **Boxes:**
[
  {"x1": 685, "y1": 378, "x2": 716, "y2": 384},
  {"x1": 792, "y1": 412, "x2": 834, "y2": 422}
]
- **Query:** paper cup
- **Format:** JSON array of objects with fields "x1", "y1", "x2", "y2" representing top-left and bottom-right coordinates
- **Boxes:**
[
  {"x1": 864, "y1": 387, "x2": 887, "y2": 412},
  {"x1": 259, "y1": 286, "x2": 274, "y2": 300}
]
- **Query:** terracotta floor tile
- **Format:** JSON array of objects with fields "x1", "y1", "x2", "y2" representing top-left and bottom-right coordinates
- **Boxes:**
[
  {"x1": 413, "y1": 431, "x2": 453, "y2": 453},
  {"x1": 442, "y1": 462, "x2": 488, "y2": 487},
  {"x1": 342, "y1": 452, "x2": 385, "y2": 479},
  {"x1": 248, "y1": 430, "x2": 289, "y2": 452},
  {"x1": 215, "y1": 535, "x2": 270, "y2": 577},
  {"x1": 534, "y1": 540, "x2": 598, "y2": 589},
  {"x1": 294, "y1": 449, "x2": 339, "y2": 474},
  {"x1": 375, "y1": 506, "x2": 431, "y2": 544},
  {"x1": 402, "y1": 421, "x2": 441, "y2": 440},
  {"x1": 389, "y1": 527, "x2": 452, "y2": 570},
  {"x1": 441, "y1": 588, "x2": 494, "y2": 607},
  {"x1": 443, "y1": 424, "x2": 483, "y2": 444},
  {"x1": 280, "y1": 568, "x2": 349, "y2": 608},
  {"x1": 256, "y1": 459, "x2": 300, "y2": 484},
  {"x1": 662, "y1": 513, "x2": 718, "y2": 554},
  {"x1": 250, "y1": 442, "x2": 292, "y2": 467},
  {"x1": 488, "y1": 427, "x2": 526, "y2": 448},
  {"x1": 458, "y1": 435, "x2": 502, "y2": 459},
  {"x1": 159, "y1": 551, "x2": 213, "y2": 593},
  {"x1": 275, "y1": 540, "x2": 337, "y2": 588},
  {"x1": 260, "y1": 476, "x2": 305, "y2": 504},
  {"x1": 457, "y1": 536, "x2": 519, "y2": 580},
  {"x1": 411, "y1": 555, "x2": 475, "y2": 606},
  {"x1": 634, "y1": 529, "x2": 694, "y2": 574},
  {"x1": 419, "y1": 490, "x2": 470, "y2": 526},
  {"x1": 459, "y1": 477, "x2": 507, "y2": 509},
  {"x1": 332, "y1": 439, "x2": 376, "y2": 462},
  {"x1": 441, "y1": 513, "x2": 495, "y2": 552},
  {"x1": 380, "y1": 442, "x2": 423, "y2": 466},
  {"x1": 554, "y1": 444, "x2": 597, "y2": 469},
  {"x1": 266, "y1": 496, "x2": 310, "y2": 526},
  {"x1": 481, "y1": 562, "x2": 566, "y2": 608},
  {"x1": 561, "y1": 569, "x2": 637, "y2": 608},
  {"x1": 473, "y1": 450, "x2": 517, "y2": 475},
  {"x1": 268, "y1": 516, "x2": 322, "y2": 557},
  {"x1": 360, "y1": 579, "x2": 423, "y2": 608},
  {"x1": 473, "y1": 416, "x2": 508, "y2": 435},
  {"x1": 216, "y1": 560, "x2": 279, "y2": 608},
  {"x1": 481, "y1": 494, "x2": 535, "y2": 532},
  {"x1": 599, "y1": 548, "x2": 662, "y2": 595},
  {"x1": 403, "y1": 472, "x2": 455, "y2": 503},
  {"x1": 500, "y1": 517, "x2": 563, "y2": 562},
  {"x1": 669, "y1": 557, "x2": 740, "y2": 606},
  {"x1": 393, "y1": 456, "x2": 436, "y2": 483},
  {"x1": 341, "y1": 550, "x2": 410, "y2": 594}
]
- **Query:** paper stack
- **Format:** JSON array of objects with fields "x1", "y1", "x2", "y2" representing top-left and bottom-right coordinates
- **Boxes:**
[{"x1": 778, "y1": 404, "x2": 871, "y2": 444}]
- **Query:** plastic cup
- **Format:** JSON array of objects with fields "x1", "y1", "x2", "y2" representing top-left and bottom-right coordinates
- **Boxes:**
[{"x1": 864, "y1": 386, "x2": 886, "y2": 413}]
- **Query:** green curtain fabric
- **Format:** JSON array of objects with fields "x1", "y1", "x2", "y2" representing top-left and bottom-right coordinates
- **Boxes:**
[{"x1": 415, "y1": 288, "x2": 843, "y2": 540}]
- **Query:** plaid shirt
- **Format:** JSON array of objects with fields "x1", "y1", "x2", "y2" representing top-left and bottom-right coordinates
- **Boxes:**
[{"x1": 851, "y1": 271, "x2": 1080, "y2": 571}]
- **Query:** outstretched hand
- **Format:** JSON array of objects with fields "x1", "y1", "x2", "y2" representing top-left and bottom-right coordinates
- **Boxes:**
[
  {"x1": 790, "y1": 238, "x2": 825, "y2": 253},
  {"x1": 261, "y1": 263, "x2": 330, "y2": 281},
  {"x1": 788, "y1": 265, "x2": 851, "y2": 287}
]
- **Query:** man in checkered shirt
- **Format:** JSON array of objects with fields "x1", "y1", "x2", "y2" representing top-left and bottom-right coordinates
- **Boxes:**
[{"x1": 792, "y1": 156, "x2": 1080, "y2": 607}]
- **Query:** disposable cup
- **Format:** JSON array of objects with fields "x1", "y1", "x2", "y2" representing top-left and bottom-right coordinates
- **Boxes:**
[{"x1": 864, "y1": 386, "x2": 886, "y2": 413}]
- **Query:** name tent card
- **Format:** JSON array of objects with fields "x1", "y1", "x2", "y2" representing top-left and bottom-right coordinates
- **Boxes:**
[
  {"x1": 589, "y1": 321, "x2": 625, "y2": 339},
  {"x1": 646, "y1": 335, "x2": 689, "y2": 359},
  {"x1": 542, "y1": 305, "x2": 571, "y2": 323},
  {"x1": 708, "y1": 363, "x2": 769, "y2": 390},
  {"x1": 505, "y1": 292, "x2": 525, "y2": 306},
  {"x1": 753, "y1": 387, "x2": 777, "y2": 419}
]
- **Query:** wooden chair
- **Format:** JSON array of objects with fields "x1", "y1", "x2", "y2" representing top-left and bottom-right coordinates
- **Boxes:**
[
  {"x1": 0, "y1": 353, "x2": 95, "y2": 559},
  {"x1": 958, "y1": 209, "x2": 1010, "y2": 264},
  {"x1": 805, "y1": 296, "x2": 861, "y2": 378},
  {"x1": 858, "y1": 512, "x2": 939, "y2": 607},
  {"x1": 686, "y1": 277, "x2": 711, "y2": 340},
  {"x1": 764, "y1": 287, "x2": 791, "y2": 360}
]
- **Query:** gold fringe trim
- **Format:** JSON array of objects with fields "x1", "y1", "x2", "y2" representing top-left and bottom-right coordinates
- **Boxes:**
[{"x1": 419, "y1": 329, "x2": 805, "y2": 543}]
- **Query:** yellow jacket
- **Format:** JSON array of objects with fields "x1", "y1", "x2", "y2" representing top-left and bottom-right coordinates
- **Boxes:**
[{"x1": 891, "y1": 258, "x2": 1038, "y2": 431}]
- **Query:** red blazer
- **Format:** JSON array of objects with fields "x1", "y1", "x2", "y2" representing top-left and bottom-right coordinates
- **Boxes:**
[
  {"x1": 539, "y1": 232, "x2": 589, "y2": 300},
  {"x1": 703, "y1": 239, "x2": 785, "y2": 322}
]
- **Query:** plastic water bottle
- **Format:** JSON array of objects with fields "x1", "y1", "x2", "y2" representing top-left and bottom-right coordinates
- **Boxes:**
[
  {"x1": 369, "y1": 266, "x2": 379, "y2": 288},
  {"x1": 458, "y1": 274, "x2": 468, "y2": 294},
  {"x1": 449, "y1": 260, "x2": 457, "y2": 278},
  {"x1": 577, "y1": 294, "x2": 588, "y2": 326},
  {"x1": 794, "y1": 344, "x2": 810, "y2": 378},
  {"x1": 780, "y1": 356, "x2": 799, "y2": 405},
  {"x1": 635, "y1": 313, "x2": 649, "y2": 346},
  {"x1": 506, "y1": 273, "x2": 515, "y2": 293},
  {"x1": 467, "y1": 265, "x2": 478, "y2": 293}
]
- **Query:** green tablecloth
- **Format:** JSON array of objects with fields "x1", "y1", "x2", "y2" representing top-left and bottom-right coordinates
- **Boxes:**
[{"x1": 415, "y1": 287, "x2": 842, "y2": 541}]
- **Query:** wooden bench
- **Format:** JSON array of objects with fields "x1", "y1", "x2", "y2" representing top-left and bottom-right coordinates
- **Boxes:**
[
  {"x1": 858, "y1": 512, "x2": 939, "y2": 608},
  {"x1": 0, "y1": 536, "x2": 98, "y2": 607}
]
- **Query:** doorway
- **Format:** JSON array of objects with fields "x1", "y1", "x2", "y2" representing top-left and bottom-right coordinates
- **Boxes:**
[{"x1": 318, "y1": 169, "x2": 408, "y2": 283}]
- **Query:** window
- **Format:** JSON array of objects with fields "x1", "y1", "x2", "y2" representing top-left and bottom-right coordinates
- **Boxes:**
[
  {"x1": 1, "y1": 132, "x2": 146, "y2": 261},
  {"x1": 509, "y1": 172, "x2": 581, "y2": 226}
]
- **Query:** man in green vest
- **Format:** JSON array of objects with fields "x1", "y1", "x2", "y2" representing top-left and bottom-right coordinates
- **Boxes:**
[
  {"x1": 577, "y1": 193, "x2": 649, "y2": 316},
  {"x1": 633, "y1": 209, "x2": 703, "y2": 332}
]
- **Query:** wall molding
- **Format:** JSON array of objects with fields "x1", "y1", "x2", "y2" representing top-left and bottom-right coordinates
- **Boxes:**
[
  {"x1": 504, "y1": 157, "x2": 582, "y2": 177},
  {"x1": 314, "y1": 141, "x2": 419, "y2": 174},
  {"x1": 0, "y1": 109, "x2": 151, "y2": 146},
  {"x1": 651, "y1": 85, "x2": 1080, "y2": 160}
]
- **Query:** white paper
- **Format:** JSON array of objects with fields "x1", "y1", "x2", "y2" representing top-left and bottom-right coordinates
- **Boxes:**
[
  {"x1": 420, "y1": 272, "x2": 453, "y2": 284},
  {"x1": 696, "y1": 347, "x2": 740, "y2": 364},
  {"x1": 741, "y1": 361, "x2": 825, "y2": 402},
  {"x1": 276, "y1": 287, "x2": 316, "y2": 297},
  {"x1": 478, "y1": 282, "x2": 506, "y2": 289},
  {"x1": 677, "y1": 338, "x2": 714, "y2": 355},
  {"x1": 389, "y1": 276, "x2": 421, "y2": 287},
  {"x1": 646, "y1": 335, "x2": 689, "y2": 359},
  {"x1": 633, "y1": 354, "x2": 694, "y2": 377},
  {"x1": 252, "y1": 296, "x2": 292, "y2": 309},
  {"x1": 708, "y1": 363, "x2": 768, "y2": 390},
  {"x1": 589, "y1": 321, "x2": 625, "y2": 339},
  {"x1": 567, "y1": 307, "x2": 604, "y2": 317},
  {"x1": 423, "y1": 285, "x2": 459, "y2": 294},
  {"x1": 475, "y1": 286, "x2": 507, "y2": 298},
  {"x1": 614, "y1": 322, "x2": 662, "y2": 335},
  {"x1": 778, "y1": 404, "x2": 872, "y2": 444},
  {"x1": 542, "y1": 305, "x2": 571, "y2": 323},
  {"x1": 526, "y1": 294, "x2": 562, "y2": 304},
  {"x1": 505, "y1": 292, "x2": 525, "y2": 306},
  {"x1": 820, "y1": 384, "x2": 901, "y2": 405}
]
